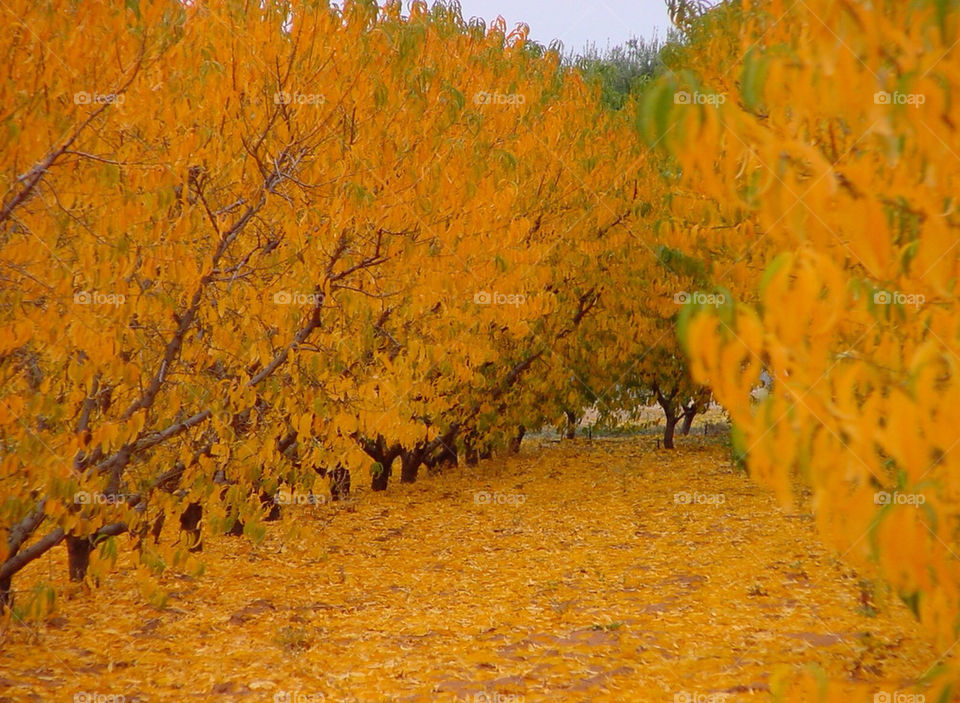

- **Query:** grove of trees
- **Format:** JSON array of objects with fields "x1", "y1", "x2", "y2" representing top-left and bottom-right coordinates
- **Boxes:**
[
  {"x1": 3, "y1": 0, "x2": 958, "y2": 698},
  {"x1": 0, "y1": 0, "x2": 706, "y2": 606}
]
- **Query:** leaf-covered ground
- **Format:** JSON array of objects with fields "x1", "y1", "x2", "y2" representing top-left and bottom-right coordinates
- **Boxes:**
[{"x1": 0, "y1": 437, "x2": 936, "y2": 701}]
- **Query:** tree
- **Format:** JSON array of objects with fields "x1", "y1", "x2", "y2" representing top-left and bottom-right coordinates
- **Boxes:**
[
  {"x1": 571, "y1": 35, "x2": 669, "y2": 110},
  {"x1": 0, "y1": 0, "x2": 659, "y2": 605},
  {"x1": 650, "y1": 0, "x2": 960, "y2": 696}
]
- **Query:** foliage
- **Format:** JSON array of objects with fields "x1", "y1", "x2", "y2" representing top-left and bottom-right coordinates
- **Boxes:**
[
  {"x1": 655, "y1": 0, "x2": 960, "y2": 696},
  {"x1": 0, "y1": 0, "x2": 671, "y2": 604},
  {"x1": 570, "y1": 36, "x2": 670, "y2": 110},
  {"x1": 3, "y1": 0, "x2": 949, "y2": 698}
]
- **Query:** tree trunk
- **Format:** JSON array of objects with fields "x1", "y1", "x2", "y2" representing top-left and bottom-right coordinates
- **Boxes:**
[
  {"x1": 564, "y1": 410, "x2": 578, "y2": 439},
  {"x1": 360, "y1": 435, "x2": 400, "y2": 491},
  {"x1": 371, "y1": 461, "x2": 391, "y2": 491},
  {"x1": 149, "y1": 512, "x2": 165, "y2": 545},
  {"x1": 425, "y1": 442, "x2": 458, "y2": 472},
  {"x1": 329, "y1": 466, "x2": 351, "y2": 500},
  {"x1": 663, "y1": 412, "x2": 678, "y2": 449},
  {"x1": 261, "y1": 490, "x2": 282, "y2": 520},
  {"x1": 464, "y1": 440, "x2": 491, "y2": 464},
  {"x1": 507, "y1": 425, "x2": 526, "y2": 453},
  {"x1": 179, "y1": 502, "x2": 203, "y2": 551},
  {"x1": 0, "y1": 575, "x2": 11, "y2": 610},
  {"x1": 66, "y1": 535, "x2": 92, "y2": 582},
  {"x1": 654, "y1": 384, "x2": 679, "y2": 450},
  {"x1": 463, "y1": 434, "x2": 480, "y2": 466},
  {"x1": 680, "y1": 402, "x2": 697, "y2": 436},
  {"x1": 400, "y1": 450, "x2": 420, "y2": 483},
  {"x1": 438, "y1": 445, "x2": 458, "y2": 468}
]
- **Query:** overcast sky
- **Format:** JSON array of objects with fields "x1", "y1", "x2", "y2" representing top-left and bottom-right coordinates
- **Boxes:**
[{"x1": 418, "y1": 1, "x2": 673, "y2": 55}]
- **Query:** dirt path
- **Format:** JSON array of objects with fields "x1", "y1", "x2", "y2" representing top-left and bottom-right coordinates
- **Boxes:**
[{"x1": 0, "y1": 437, "x2": 935, "y2": 701}]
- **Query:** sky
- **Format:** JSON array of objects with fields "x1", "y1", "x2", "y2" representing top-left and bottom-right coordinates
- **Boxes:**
[{"x1": 420, "y1": 1, "x2": 673, "y2": 55}]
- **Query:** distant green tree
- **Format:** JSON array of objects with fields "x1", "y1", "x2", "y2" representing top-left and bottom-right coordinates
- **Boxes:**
[{"x1": 570, "y1": 35, "x2": 671, "y2": 109}]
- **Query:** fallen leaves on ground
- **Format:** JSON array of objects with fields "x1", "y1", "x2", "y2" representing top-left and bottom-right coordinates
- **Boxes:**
[{"x1": 0, "y1": 437, "x2": 935, "y2": 701}]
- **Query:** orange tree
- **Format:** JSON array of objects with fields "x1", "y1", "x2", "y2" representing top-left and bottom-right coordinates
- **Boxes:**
[
  {"x1": 1, "y1": 0, "x2": 424, "y2": 604},
  {"x1": 595, "y1": 234, "x2": 720, "y2": 448},
  {"x1": 535, "y1": 32, "x2": 727, "y2": 450},
  {"x1": 339, "y1": 30, "x2": 655, "y2": 486},
  {"x1": 0, "y1": 0, "x2": 661, "y2": 607},
  {"x1": 649, "y1": 0, "x2": 960, "y2": 697}
]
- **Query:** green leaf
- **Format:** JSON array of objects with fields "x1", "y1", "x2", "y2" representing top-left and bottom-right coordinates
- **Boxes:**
[
  {"x1": 759, "y1": 251, "x2": 793, "y2": 299},
  {"x1": 103, "y1": 163, "x2": 120, "y2": 187},
  {"x1": 740, "y1": 49, "x2": 769, "y2": 111},
  {"x1": 447, "y1": 85, "x2": 465, "y2": 111},
  {"x1": 494, "y1": 149, "x2": 517, "y2": 170},
  {"x1": 374, "y1": 81, "x2": 389, "y2": 109},
  {"x1": 899, "y1": 589, "x2": 921, "y2": 618},
  {"x1": 676, "y1": 301, "x2": 697, "y2": 351},
  {"x1": 637, "y1": 79, "x2": 676, "y2": 148}
]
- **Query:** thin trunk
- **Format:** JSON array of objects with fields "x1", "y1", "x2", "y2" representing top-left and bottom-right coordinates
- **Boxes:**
[
  {"x1": 463, "y1": 433, "x2": 480, "y2": 466},
  {"x1": 148, "y1": 512, "x2": 165, "y2": 545},
  {"x1": 655, "y1": 384, "x2": 679, "y2": 450},
  {"x1": 262, "y1": 491, "x2": 282, "y2": 520},
  {"x1": 680, "y1": 403, "x2": 696, "y2": 436},
  {"x1": 330, "y1": 466, "x2": 351, "y2": 499},
  {"x1": 66, "y1": 536, "x2": 92, "y2": 582},
  {"x1": 564, "y1": 410, "x2": 578, "y2": 440},
  {"x1": 425, "y1": 441, "x2": 458, "y2": 471},
  {"x1": 663, "y1": 412, "x2": 678, "y2": 449},
  {"x1": 179, "y1": 502, "x2": 203, "y2": 552},
  {"x1": 507, "y1": 425, "x2": 526, "y2": 454},
  {"x1": 0, "y1": 576, "x2": 11, "y2": 610}
]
